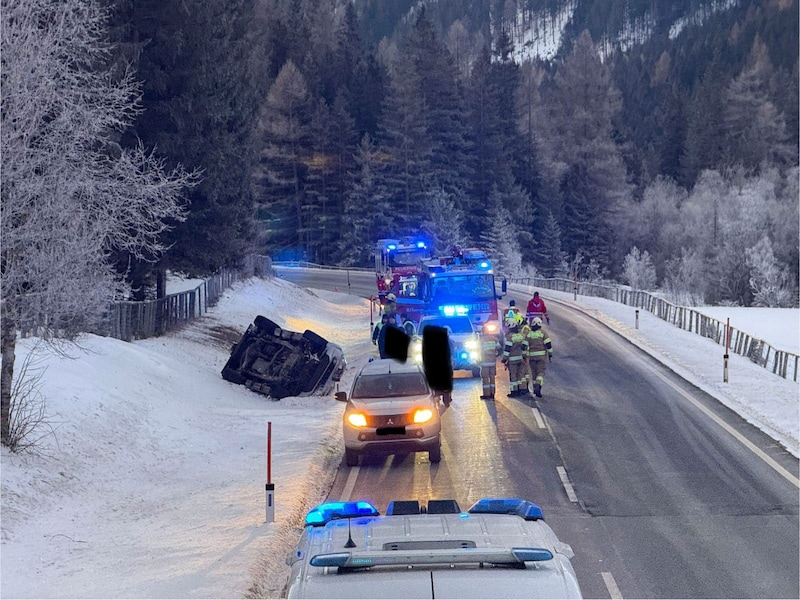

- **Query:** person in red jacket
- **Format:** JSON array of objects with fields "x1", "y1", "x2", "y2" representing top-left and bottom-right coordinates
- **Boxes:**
[{"x1": 526, "y1": 291, "x2": 550, "y2": 325}]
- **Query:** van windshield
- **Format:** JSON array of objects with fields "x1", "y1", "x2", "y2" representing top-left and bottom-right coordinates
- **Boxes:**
[{"x1": 351, "y1": 373, "x2": 430, "y2": 399}]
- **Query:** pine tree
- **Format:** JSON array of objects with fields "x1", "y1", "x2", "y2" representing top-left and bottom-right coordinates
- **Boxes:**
[
  {"x1": 422, "y1": 188, "x2": 468, "y2": 253},
  {"x1": 254, "y1": 60, "x2": 312, "y2": 258},
  {"x1": 339, "y1": 133, "x2": 389, "y2": 266},
  {"x1": 529, "y1": 211, "x2": 565, "y2": 278},
  {"x1": 724, "y1": 36, "x2": 794, "y2": 170},
  {"x1": 480, "y1": 184, "x2": 523, "y2": 278},
  {"x1": 126, "y1": 0, "x2": 264, "y2": 276}
]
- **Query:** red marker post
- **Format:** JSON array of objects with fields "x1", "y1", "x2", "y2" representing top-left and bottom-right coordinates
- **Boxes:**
[{"x1": 266, "y1": 422, "x2": 275, "y2": 523}]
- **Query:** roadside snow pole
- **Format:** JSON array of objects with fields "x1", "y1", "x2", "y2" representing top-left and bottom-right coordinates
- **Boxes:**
[
  {"x1": 369, "y1": 296, "x2": 375, "y2": 330},
  {"x1": 573, "y1": 268, "x2": 578, "y2": 301},
  {"x1": 635, "y1": 309, "x2": 639, "y2": 329},
  {"x1": 266, "y1": 422, "x2": 275, "y2": 523},
  {"x1": 723, "y1": 318, "x2": 731, "y2": 383}
]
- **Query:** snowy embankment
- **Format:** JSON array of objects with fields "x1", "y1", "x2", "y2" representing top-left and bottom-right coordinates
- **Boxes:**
[{"x1": 1, "y1": 275, "x2": 797, "y2": 599}]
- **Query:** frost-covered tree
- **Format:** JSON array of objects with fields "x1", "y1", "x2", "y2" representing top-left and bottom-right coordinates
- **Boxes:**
[
  {"x1": 664, "y1": 248, "x2": 707, "y2": 306},
  {"x1": 422, "y1": 188, "x2": 467, "y2": 254},
  {"x1": 746, "y1": 236, "x2": 796, "y2": 308},
  {"x1": 1, "y1": 0, "x2": 196, "y2": 446},
  {"x1": 480, "y1": 184, "x2": 522, "y2": 278},
  {"x1": 622, "y1": 247, "x2": 657, "y2": 291}
]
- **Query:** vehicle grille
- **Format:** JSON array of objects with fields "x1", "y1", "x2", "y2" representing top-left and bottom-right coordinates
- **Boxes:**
[{"x1": 369, "y1": 413, "x2": 412, "y2": 427}]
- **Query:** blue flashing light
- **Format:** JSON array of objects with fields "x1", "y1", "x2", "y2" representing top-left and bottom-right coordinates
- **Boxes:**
[
  {"x1": 440, "y1": 305, "x2": 469, "y2": 317},
  {"x1": 416, "y1": 241, "x2": 427, "y2": 248},
  {"x1": 467, "y1": 498, "x2": 545, "y2": 521},
  {"x1": 479, "y1": 260, "x2": 490, "y2": 269},
  {"x1": 305, "y1": 501, "x2": 380, "y2": 527},
  {"x1": 511, "y1": 548, "x2": 554, "y2": 562},
  {"x1": 387, "y1": 244, "x2": 397, "y2": 251},
  {"x1": 459, "y1": 351, "x2": 469, "y2": 361}
]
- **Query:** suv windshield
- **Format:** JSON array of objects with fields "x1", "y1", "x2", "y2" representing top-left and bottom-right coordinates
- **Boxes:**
[
  {"x1": 351, "y1": 372, "x2": 430, "y2": 398},
  {"x1": 419, "y1": 317, "x2": 473, "y2": 334}
]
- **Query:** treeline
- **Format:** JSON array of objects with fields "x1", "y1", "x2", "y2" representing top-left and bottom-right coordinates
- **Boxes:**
[{"x1": 108, "y1": 0, "x2": 798, "y2": 306}]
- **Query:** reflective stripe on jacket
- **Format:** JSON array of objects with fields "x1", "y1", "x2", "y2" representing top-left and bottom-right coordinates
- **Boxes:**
[
  {"x1": 527, "y1": 328, "x2": 552, "y2": 358},
  {"x1": 503, "y1": 332, "x2": 528, "y2": 362}
]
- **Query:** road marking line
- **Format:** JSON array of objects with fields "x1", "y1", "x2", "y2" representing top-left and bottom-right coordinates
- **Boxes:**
[
  {"x1": 341, "y1": 464, "x2": 360, "y2": 501},
  {"x1": 602, "y1": 572, "x2": 623, "y2": 599},
  {"x1": 651, "y1": 370, "x2": 800, "y2": 489},
  {"x1": 531, "y1": 407, "x2": 546, "y2": 429},
  {"x1": 557, "y1": 465, "x2": 578, "y2": 502}
]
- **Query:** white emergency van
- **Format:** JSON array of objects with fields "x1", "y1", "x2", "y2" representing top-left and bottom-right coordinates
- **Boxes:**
[{"x1": 285, "y1": 497, "x2": 583, "y2": 599}]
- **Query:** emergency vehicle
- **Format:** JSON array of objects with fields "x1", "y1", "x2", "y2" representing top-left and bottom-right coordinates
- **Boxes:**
[
  {"x1": 374, "y1": 237, "x2": 432, "y2": 302},
  {"x1": 285, "y1": 497, "x2": 583, "y2": 599},
  {"x1": 417, "y1": 248, "x2": 504, "y2": 331}
]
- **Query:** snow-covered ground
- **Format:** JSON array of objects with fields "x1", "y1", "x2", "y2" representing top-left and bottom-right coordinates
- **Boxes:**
[{"x1": 1, "y1": 275, "x2": 797, "y2": 599}]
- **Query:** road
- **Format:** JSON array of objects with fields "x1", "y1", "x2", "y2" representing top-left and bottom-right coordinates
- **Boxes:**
[{"x1": 275, "y1": 266, "x2": 800, "y2": 599}]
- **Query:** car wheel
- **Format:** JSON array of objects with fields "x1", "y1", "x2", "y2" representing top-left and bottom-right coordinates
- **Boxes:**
[
  {"x1": 345, "y1": 449, "x2": 359, "y2": 467},
  {"x1": 254, "y1": 316, "x2": 280, "y2": 335},
  {"x1": 302, "y1": 330, "x2": 328, "y2": 355},
  {"x1": 428, "y1": 443, "x2": 442, "y2": 463}
]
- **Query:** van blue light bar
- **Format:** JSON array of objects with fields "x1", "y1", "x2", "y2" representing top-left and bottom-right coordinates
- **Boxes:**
[
  {"x1": 387, "y1": 244, "x2": 397, "y2": 250},
  {"x1": 440, "y1": 305, "x2": 469, "y2": 317},
  {"x1": 468, "y1": 498, "x2": 544, "y2": 521},
  {"x1": 309, "y1": 547, "x2": 553, "y2": 568},
  {"x1": 305, "y1": 501, "x2": 380, "y2": 527}
]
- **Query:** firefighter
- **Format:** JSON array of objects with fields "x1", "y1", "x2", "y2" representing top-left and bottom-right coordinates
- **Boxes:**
[
  {"x1": 501, "y1": 313, "x2": 528, "y2": 397},
  {"x1": 526, "y1": 291, "x2": 550, "y2": 325},
  {"x1": 372, "y1": 313, "x2": 389, "y2": 346},
  {"x1": 479, "y1": 324, "x2": 501, "y2": 400},
  {"x1": 527, "y1": 316, "x2": 553, "y2": 397},
  {"x1": 384, "y1": 293, "x2": 398, "y2": 321},
  {"x1": 520, "y1": 323, "x2": 532, "y2": 393}
]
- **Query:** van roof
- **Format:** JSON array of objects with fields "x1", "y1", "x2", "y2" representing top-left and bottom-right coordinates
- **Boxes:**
[{"x1": 287, "y1": 501, "x2": 581, "y2": 599}]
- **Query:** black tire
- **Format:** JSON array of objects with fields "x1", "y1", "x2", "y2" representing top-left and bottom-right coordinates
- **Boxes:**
[
  {"x1": 302, "y1": 330, "x2": 328, "y2": 355},
  {"x1": 345, "y1": 449, "x2": 359, "y2": 467},
  {"x1": 254, "y1": 316, "x2": 279, "y2": 335},
  {"x1": 428, "y1": 442, "x2": 442, "y2": 463}
]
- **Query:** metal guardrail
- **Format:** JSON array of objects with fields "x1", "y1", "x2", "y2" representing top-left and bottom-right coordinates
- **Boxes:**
[
  {"x1": 272, "y1": 261, "x2": 373, "y2": 272},
  {"x1": 511, "y1": 276, "x2": 799, "y2": 383}
]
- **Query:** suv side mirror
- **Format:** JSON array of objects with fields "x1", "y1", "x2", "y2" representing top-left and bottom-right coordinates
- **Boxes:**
[
  {"x1": 334, "y1": 391, "x2": 347, "y2": 402},
  {"x1": 501, "y1": 278, "x2": 507, "y2": 293}
]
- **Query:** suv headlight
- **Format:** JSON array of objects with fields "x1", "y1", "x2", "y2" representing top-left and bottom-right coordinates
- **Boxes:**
[
  {"x1": 413, "y1": 408, "x2": 434, "y2": 424},
  {"x1": 465, "y1": 338, "x2": 478, "y2": 350},
  {"x1": 347, "y1": 413, "x2": 368, "y2": 427}
]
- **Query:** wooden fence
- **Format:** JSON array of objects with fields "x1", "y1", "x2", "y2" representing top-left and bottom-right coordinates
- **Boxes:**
[
  {"x1": 106, "y1": 255, "x2": 272, "y2": 341},
  {"x1": 511, "y1": 276, "x2": 799, "y2": 383}
]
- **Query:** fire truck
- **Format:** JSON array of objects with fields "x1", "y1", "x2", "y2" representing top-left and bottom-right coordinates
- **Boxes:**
[
  {"x1": 375, "y1": 242, "x2": 503, "y2": 328},
  {"x1": 374, "y1": 237, "x2": 432, "y2": 302},
  {"x1": 416, "y1": 248, "x2": 504, "y2": 330}
]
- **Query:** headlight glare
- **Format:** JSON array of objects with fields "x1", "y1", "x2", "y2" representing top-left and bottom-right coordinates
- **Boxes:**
[
  {"x1": 413, "y1": 408, "x2": 434, "y2": 424},
  {"x1": 347, "y1": 413, "x2": 368, "y2": 427}
]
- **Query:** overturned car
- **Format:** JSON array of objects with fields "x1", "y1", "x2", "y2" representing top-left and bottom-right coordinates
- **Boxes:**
[{"x1": 221, "y1": 316, "x2": 345, "y2": 399}]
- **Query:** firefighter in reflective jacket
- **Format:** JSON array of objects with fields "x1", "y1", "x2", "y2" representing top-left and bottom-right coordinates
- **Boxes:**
[
  {"x1": 501, "y1": 314, "x2": 528, "y2": 397},
  {"x1": 479, "y1": 327, "x2": 501, "y2": 400},
  {"x1": 527, "y1": 317, "x2": 553, "y2": 398},
  {"x1": 520, "y1": 323, "x2": 532, "y2": 392}
]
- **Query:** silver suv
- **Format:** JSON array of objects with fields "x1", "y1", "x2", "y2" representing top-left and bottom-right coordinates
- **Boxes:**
[
  {"x1": 335, "y1": 359, "x2": 442, "y2": 466},
  {"x1": 285, "y1": 497, "x2": 582, "y2": 599},
  {"x1": 413, "y1": 315, "x2": 481, "y2": 377}
]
